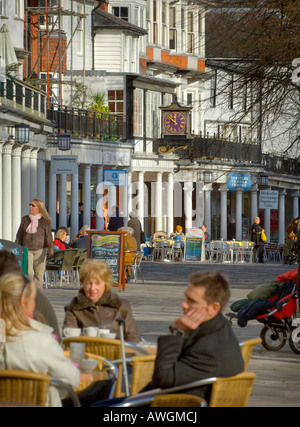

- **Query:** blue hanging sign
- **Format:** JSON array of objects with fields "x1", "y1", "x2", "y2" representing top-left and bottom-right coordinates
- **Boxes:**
[{"x1": 227, "y1": 173, "x2": 252, "y2": 192}]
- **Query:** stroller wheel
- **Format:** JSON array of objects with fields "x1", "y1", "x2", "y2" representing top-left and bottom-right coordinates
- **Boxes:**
[
  {"x1": 289, "y1": 329, "x2": 300, "y2": 354},
  {"x1": 260, "y1": 326, "x2": 287, "y2": 351}
]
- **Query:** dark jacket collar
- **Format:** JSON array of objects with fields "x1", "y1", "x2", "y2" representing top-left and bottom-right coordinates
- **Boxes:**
[{"x1": 66, "y1": 288, "x2": 121, "y2": 311}]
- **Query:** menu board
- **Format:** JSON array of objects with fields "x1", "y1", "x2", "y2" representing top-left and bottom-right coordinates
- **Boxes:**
[
  {"x1": 87, "y1": 231, "x2": 125, "y2": 291},
  {"x1": 184, "y1": 228, "x2": 205, "y2": 263}
]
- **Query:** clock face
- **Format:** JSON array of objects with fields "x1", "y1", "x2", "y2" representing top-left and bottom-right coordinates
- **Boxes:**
[{"x1": 164, "y1": 111, "x2": 187, "y2": 135}]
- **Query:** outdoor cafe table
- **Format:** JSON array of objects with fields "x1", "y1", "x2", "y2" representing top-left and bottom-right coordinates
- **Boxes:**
[{"x1": 210, "y1": 240, "x2": 255, "y2": 263}]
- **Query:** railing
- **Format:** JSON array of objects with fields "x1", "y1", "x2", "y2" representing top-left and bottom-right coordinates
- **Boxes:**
[
  {"x1": 0, "y1": 74, "x2": 47, "y2": 118},
  {"x1": 153, "y1": 134, "x2": 262, "y2": 164},
  {"x1": 262, "y1": 154, "x2": 300, "y2": 176},
  {"x1": 47, "y1": 103, "x2": 128, "y2": 142}
]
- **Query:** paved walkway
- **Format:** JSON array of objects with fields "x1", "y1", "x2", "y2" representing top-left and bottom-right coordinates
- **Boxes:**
[{"x1": 43, "y1": 261, "x2": 300, "y2": 407}]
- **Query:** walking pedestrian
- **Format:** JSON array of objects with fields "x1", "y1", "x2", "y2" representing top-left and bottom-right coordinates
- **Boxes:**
[
  {"x1": 16, "y1": 199, "x2": 53, "y2": 289},
  {"x1": 128, "y1": 211, "x2": 143, "y2": 249},
  {"x1": 250, "y1": 216, "x2": 264, "y2": 263}
]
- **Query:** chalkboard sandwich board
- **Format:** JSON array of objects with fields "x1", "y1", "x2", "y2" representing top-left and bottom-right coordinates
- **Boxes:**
[
  {"x1": 87, "y1": 231, "x2": 126, "y2": 291},
  {"x1": 184, "y1": 228, "x2": 205, "y2": 263}
]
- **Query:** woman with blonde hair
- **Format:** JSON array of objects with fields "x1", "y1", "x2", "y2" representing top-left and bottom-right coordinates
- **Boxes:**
[
  {"x1": 0, "y1": 272, "x2": 80, "y2": 406},
  {"x1": 16, "y1": 198, "x2": 54, "y2": 288},
  {"x1": 63, "y1": 258, "x2": 141, "y2": 343}
]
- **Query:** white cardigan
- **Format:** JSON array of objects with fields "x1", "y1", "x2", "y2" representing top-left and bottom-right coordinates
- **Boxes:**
[{"x1": 0, "y1": 318, "x2": 80, "y2": 407}]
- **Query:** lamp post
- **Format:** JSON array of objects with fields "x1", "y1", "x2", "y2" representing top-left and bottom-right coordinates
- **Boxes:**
[
  {"x1": 57, "y1": 133, "x2": 71, "y2": 151},
  {"x1": 203, "y1": 171, "x2": 212, "y2": 183},
  {"x1": 14, "y1": 123, "x2": 30, "y2": 143},
  {"x1": 259, "y1": 172, "x2": 269, "y2": 188}
]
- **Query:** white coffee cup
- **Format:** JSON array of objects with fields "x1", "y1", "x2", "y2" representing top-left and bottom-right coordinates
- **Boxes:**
[
  {"x1": 98, "y1": 329, "x2": 110, "y2": 337},
  {"x1": 83, "y1": 327, "x2": 99, "y2": 337},
  {"x1": 63, "y1": 328, "x2": 81, "y2": 338},
  {"x1": 102, "y1": 332, "x2": 117, "y2": 339}
]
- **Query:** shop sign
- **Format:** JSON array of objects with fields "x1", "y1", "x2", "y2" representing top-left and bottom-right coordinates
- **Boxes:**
[{"x1": 227, "y1": 173, "x2": 252, "y2": 192}]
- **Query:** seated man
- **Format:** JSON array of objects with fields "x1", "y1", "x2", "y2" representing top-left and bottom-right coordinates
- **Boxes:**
[
  {"x1": 201, "y1": 224, "x2": 211, "y2": 243},
  {"x1": 93, "y1": 270, "x2": 244, "y2": 406},
  {"x1": 142, "y1": 270, "x2": 244, "y2": 401}
]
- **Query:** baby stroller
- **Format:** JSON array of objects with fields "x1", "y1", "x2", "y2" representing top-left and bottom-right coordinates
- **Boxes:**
[{"x1": 227, "y1": 279, "x2": 300, "y2": 354}]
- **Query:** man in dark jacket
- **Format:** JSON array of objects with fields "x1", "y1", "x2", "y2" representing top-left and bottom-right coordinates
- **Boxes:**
[
  {"x1": 250, "y1": 216, "x2": 264, "y2": 263},
  {"x1": 144, "y1": 270, "x2": 244, "y2": 401}
]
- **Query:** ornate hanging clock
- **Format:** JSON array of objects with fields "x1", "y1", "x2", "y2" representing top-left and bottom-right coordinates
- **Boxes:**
[
  {"x1": 164, "y1": 111, "x2": 187, "y2": 135},
  {"x1": 160, "y1": 99, "x2": 192, "y2": 138}
]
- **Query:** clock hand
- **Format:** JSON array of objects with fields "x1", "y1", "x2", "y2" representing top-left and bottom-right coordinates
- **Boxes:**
[{"x1": 169, "y1": 115, "x2": 178, "y2": 125}]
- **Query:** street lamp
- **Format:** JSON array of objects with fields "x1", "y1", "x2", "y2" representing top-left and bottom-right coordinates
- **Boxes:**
[
  {"x1": 259, "y1": 172, "x2": 269, "y2": 188},
  {"x1": 14, "y1": 123, "x2": 30, "y2": 143},
  {"x1": 57, "y1": 133, "x2": 71, "y2": 151},
  {"x1": 203, "y1": 171, "x2": 212, "y2": 183}
]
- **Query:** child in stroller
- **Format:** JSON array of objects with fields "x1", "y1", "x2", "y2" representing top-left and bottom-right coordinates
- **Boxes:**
[
  {"x1": 288, "y1": 240, "x2": 298, "y2": 265},
  {"x1": 227, "y1": 269, "x2": 300, "y2": 354}
]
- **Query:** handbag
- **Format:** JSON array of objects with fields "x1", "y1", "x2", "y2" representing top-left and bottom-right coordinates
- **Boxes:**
[{"x1": 261, "y1": 229, "x2": 267, "y2": 243}]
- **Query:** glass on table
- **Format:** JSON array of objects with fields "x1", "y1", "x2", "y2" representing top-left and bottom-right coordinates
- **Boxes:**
[{"x1": 70, "y1": 342, "x2": 85, "y2": 364}]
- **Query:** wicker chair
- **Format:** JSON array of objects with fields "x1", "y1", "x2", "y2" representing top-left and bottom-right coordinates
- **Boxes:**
[
  {"x1": 150, "y1": 393, "x2": 207, "y2": 407},
  {"x1": 112, "y1": 372, "x2": 256, "y2": 408},
  {"x1": 63, "y1": 337, "x2": 149, "y2": 398},
  {"x1": 0, "y1": 369, "x2": 50, "y2": 406},
  {"x1": 45, "y1": 249, "x2": 79, "y2": 287},
  {"x1": 240, "y1": 338, "x2": 262, "y2": 371},
  {"x1": 64, "y1": 350, "x2": 118, "y2": 398}
]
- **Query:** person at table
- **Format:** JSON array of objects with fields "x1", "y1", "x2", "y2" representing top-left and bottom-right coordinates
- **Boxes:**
[
  {"x1": 71, "y1": 225, "x2": 90, "y2": 249},
  {"x1": 128, "y1": 211, "x2": 143, "y2": 249},
  {"x1": 0, "y1": 249, "x2": 61, "y2": 341},
  {"x1": 108, "y1": 205, "x2": 124, "y2": 231},
  {"x1": 53, "y1": 227, "x2": 71, "y2": 251},
  {"x1": 140, "y1": 270, "x2": 244, "y2": 400},
  {"x1": 171, "y1": 225, "x2": 185, "y2": 249},
  {"x1": 201, "y1": 224, "x2": 211, "y2": 243},
  {"x1": 15, "y1": 198, "x2": 54, "y2": 289},
  {"x1": 250, "y1": 216, "x2": 264, "y2": 263},
  {"x1": 0, "y1": 272, "x2": 80, "y2": 406},
  {"x1": 63, "y1": 259, "x2": 141, "y2": 343},
  {"x1": 92, "y1": 270, "x2": 244, "y2": 406},
  {"x1": 170, "y1": 225, "x2": 185, "y2": 239}
]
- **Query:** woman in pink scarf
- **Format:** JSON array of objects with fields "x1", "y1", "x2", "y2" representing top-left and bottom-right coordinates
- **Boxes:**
[{"x1": 16, "y1": 199, "x2": 54, "y2": 289}]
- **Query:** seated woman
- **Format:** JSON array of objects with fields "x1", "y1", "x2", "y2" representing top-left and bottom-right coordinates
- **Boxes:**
[
  {"x1": 63, "y1": 259, "x2": 141, "y2": 343},
  {"x1": 0, "y1": 272, "x2": 80, "y2": 407},
  {"x1": 53, "y1": 227, "x2": 71, "y2": 251},
  {"x1": 171, "y1": 225, "x2": 185, "y2": 248}
]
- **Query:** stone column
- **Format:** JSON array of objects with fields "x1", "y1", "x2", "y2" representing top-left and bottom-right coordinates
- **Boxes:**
[
  {"x1": 292, "y1": 191, "x2": 299, "y2": 219},
  {"x1": 155, "y1": 172, "x2": 162, "y2": 231},
  {"x1": 195, "y1": 181, "x2": 204, "y2": 228},
  {"x1": 167, "y1": 172, "x2": 174, "y2": 237},
  {"x1": 278, "y1": 189, "x2": 286, "y2": 245},
  {"x1": 250, "y1": 184, "x2": 258, "y2": 223},
  {"x1": 37, "y1": 150, "x2": 46, "y2": 202},
  {"x1": 96, "y1": 166, "x2": 104, "y2": 230},
  {"x1": 21, "y1": 148, "x2": 31, "y2": 217},
  {"x1": 71, "y1": 169, "x2": 79, "y2": 238},
  {"x1": 83, "y1": 164, "x2": 91, "y2": 227},
  {"x1": 12, "y1": 146, "x2": 22, "y2": 240},
  {"x1": 204, "y1": 183, "x2": 212, "y2": 235},
  {"x1": 127, "y1": 171, "x2": 132, "y2": 217},
  {"x1": 184, "y1": 181, "x2": 193, "y2": 231},
  {"x1": 30, "y1": 148, "x2": 38, "y2": 200},
  {"x1": 2, "y1": 143, "x2": 12, "y2": 240},
  {"x1": 235, "y1": 188, "x2": 243, "y2": 241},
  {"x1": 138, "y1": 171, "x2": 144, "y2": 229},
  {"x1": 264, "y1": 208, "x2": 271, "y2": 242},
  {"x1": 219, "y1": 185, "x2": 228, "y2": 240},
  {"x1": 48, "y1": 164, "x2": 57, "y2": 231},
  {"x1": 59, "y1": 173, "x2": 67, "y2": 227}
]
